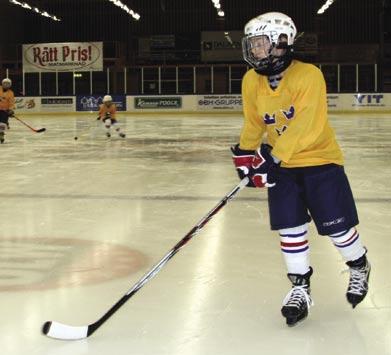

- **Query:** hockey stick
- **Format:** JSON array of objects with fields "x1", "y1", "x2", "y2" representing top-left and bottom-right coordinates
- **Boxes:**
[
  {"x1": 42, "y1": 177, "x2": 249, "y2": 340},
  {"x1": 13, "y1": 116, "x2": 46, "y2": 133}
]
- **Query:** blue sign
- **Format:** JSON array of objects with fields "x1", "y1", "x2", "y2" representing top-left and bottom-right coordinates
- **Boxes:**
[{"x1": 76, "y1": 95, "x2": 126, "y2": 111}]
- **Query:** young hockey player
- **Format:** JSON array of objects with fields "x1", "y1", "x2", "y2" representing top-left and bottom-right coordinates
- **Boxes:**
[
  {"x1": 98, "y1": 95, "x2": 125, "y2": 138},
  {"x1": 231, "y1": 12, "x2": 370, "y2": 326},
  {"x1": 0, "y1": 78, "x2": 15, "y2": 143}
]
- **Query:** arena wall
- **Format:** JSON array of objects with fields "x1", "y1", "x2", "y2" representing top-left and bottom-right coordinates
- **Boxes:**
[{"x1": 14, "y1": 93, "x2": 391, "y2": 114}]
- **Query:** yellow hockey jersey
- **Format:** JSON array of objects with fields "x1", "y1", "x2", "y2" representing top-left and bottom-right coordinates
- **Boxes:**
[
  {"x1": 98, "y1": 103, "x2": 117, "y2": 119},
  {"x1": 240, "y1": 60, "x2": 343, "y2": 168},
  {"x1": 0, "y1": 87, "x2": 15, "y2": 111}
]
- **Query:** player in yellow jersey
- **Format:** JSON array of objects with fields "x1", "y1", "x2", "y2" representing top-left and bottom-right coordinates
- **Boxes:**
[
  {"x1": 98, "y1": 95, "x2": 125, "y2": 138},
  {"x1": 231, "y1": 12, "x2": 370, "y2": 326},
  {"x1": 0, "y1": 78, "x2": 15, "y2": 143}
]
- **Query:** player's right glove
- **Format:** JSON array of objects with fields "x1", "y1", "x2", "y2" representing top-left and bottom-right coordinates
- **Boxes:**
[
  {"x1": 250, "y1": 144, "x2": 278, "y2": 188},
  {"x1": 103, "y1": 112, "x2": 111, "y2": 123},
  {"x1": 231, "y1": 143, "x2": 279, "y2": 188},
  {"x1": 231, "y1": 144, "x2": 256, "y2": 187}
]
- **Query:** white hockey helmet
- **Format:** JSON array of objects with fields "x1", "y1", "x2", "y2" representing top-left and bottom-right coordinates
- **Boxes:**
[
  {"x1": 102, "y1": 95, "x2": 113, "y2": 103},
  {"x1": 2, "y1": 78, "x2": 12, "y2": 88},
  {"x1": 245, "y1": 12, "x2": 297, "y2": 46},
  {"x1": 242, "y1": 12, "x2": 297, "y2": 75}
]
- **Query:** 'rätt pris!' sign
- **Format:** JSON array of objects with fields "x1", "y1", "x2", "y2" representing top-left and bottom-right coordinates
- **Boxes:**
[{"x1": 22, "y1": 42, "x2": 103, "y2": 72}]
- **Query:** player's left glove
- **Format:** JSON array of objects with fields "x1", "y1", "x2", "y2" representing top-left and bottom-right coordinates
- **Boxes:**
[
  {"x1": 250, "y1": 144, "x2": 279, "y2": 188},
  {"x1": 7, "y1": 109, "x2": 14, "y2": 117}
]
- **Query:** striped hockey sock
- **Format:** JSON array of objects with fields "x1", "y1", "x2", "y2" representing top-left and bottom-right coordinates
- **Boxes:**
[
  {"x1": 279, "y1": 224, "x2": 310, "y2": 275},
  {"x1": 329, "y1": 228, "x2": 365, "y2": 262}
]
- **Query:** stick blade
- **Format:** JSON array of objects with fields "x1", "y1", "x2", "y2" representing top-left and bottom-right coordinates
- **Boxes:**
[
  {"x1": 36, "y1": 128, "x2": 46, "y2": 133},
  {"x1": 42, "y1": 321, "x2": 89, "y2": 340}
]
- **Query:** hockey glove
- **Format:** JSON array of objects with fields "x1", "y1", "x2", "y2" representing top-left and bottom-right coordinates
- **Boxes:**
[
  {"x1": 7, "y1": 110, "x2": 14, "y2": 117},
  {"x1": 231, "y1": 144, "x2": 256, "y2": 187},
  {"x1": 97, "y1": 113, "x2": 110, "y2": 121},
  {"x1": 250, "y1": 144, "x2": 279, "y2": 188}
]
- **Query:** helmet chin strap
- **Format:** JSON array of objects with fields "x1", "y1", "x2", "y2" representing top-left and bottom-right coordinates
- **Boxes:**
[{"x1": 254, "y1": 48, "x2": 293, "y2": 76}]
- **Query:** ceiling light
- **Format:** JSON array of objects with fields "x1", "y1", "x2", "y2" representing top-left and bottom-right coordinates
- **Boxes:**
[
  {"x1": 210, "y1": 0, "x2": 225, "y2": 18},
  {"x1": 107, "y1": 0, "x2": 140, "y2": 20},
  {"x1": 9, "y1": 0, "x2": 61, "y2": 21},
  {"x1": 317, "y1": 0, "x2": 335, "y2": 14}
]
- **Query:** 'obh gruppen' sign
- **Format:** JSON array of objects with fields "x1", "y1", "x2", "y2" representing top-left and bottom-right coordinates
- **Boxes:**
[{"x1": 22, "y1": 42, "x2": 103, "y2": 72}]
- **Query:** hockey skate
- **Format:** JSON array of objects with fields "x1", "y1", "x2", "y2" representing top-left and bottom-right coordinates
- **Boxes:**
[
  {"x1": 281, "y1": 267, "x2": 313, "y2": 326},
  {"x1": 0, "y1": 131, "x2": 5, "y2": 144},
  {"x1": 119, "y1": 132, "x2": 126, "y2": 138},
  {"x1": 346, "y1": 252, "x2": 371, "y2": 308},
  {"x1": 106, "y1": 132, "x2": 111, "y2": 138}
]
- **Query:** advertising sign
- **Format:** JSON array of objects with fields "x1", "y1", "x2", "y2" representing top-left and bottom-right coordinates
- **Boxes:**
[
  {"x1": 327, "y1": 93, "x2": 391, "y2": 111},
  {"x1": 134, "y1": 97, "x2": 182, "y2": 109},
  {"x1": 327, "y1": 95, "x2": 339, "y2": 109},
  {"x1": 14, "y1": 97, "x2": 40, "y2": 112},
  {"x1": 201, "y1": 31, "x2": 242, "y2": 62},
  {"x1": 76, "y1": 95, "x2": 126, "y2": 111},
  {"x1": 294, "y1": 33, "x2": 318, "y2": 55},
  {"x1": 197, "y1": 95, "x2": 242, "y2": 111},
  {"x1": 23, "y1": 42, "x2": 103, "y2": 72},
  {"x1": 41, "y1": 97, "x2": 75, "y2": 112},
  {"x1": 351, "y1": 94, "x2": 385, "y2": 108}
]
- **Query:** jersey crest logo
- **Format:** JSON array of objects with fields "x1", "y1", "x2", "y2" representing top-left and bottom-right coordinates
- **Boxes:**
[
  {"x1": 281, "y1": 106, "x2": 295, "y2": 120},
  {"x1": 263, "y1": 113, "x2": 276, "y2": 125},
  {"x1": 276, "y1": 125, "x2": 288, "y2": 136}
]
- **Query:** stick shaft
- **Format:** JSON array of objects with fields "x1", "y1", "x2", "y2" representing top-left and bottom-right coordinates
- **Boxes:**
[
  {"x1": 87, "y1": 178, "x2": 248, "y2": 336},
  {"x1": 13, "y1": 116, "x2": 42, "y2": 132},
  {"x1": 13, "y1": 116, "x2": 37, "y2": 131}
]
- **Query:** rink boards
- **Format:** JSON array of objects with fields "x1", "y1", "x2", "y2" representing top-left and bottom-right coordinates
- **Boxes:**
[{"x1": 14, "y1": 93, "x2": 391, "y2": 114}]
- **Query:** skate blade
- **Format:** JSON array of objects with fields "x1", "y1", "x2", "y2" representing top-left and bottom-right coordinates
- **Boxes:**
[
  {"x1": 282, "y1": 309, "x2": 308, "y2": 327},
  {"x1": 286, "y1": 314, "x2": 308, "y2": 327}
]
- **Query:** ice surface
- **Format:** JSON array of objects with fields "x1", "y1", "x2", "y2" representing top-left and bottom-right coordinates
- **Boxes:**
[{"x1": 0, "y1": 113, "x2": 390, "y2": 355}]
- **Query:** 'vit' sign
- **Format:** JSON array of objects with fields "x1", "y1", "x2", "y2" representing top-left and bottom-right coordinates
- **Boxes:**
[
  {"x1": 23, "y1": 42, "x2": 103, "y2": 72},
  {"x1": 353, "y1": 94, "x2": 384, "y2": 106}
]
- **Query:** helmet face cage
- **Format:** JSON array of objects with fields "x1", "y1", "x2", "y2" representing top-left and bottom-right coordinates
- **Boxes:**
[{"x1": 242, "y1": 33, "x2": 289, "y2": 71}]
